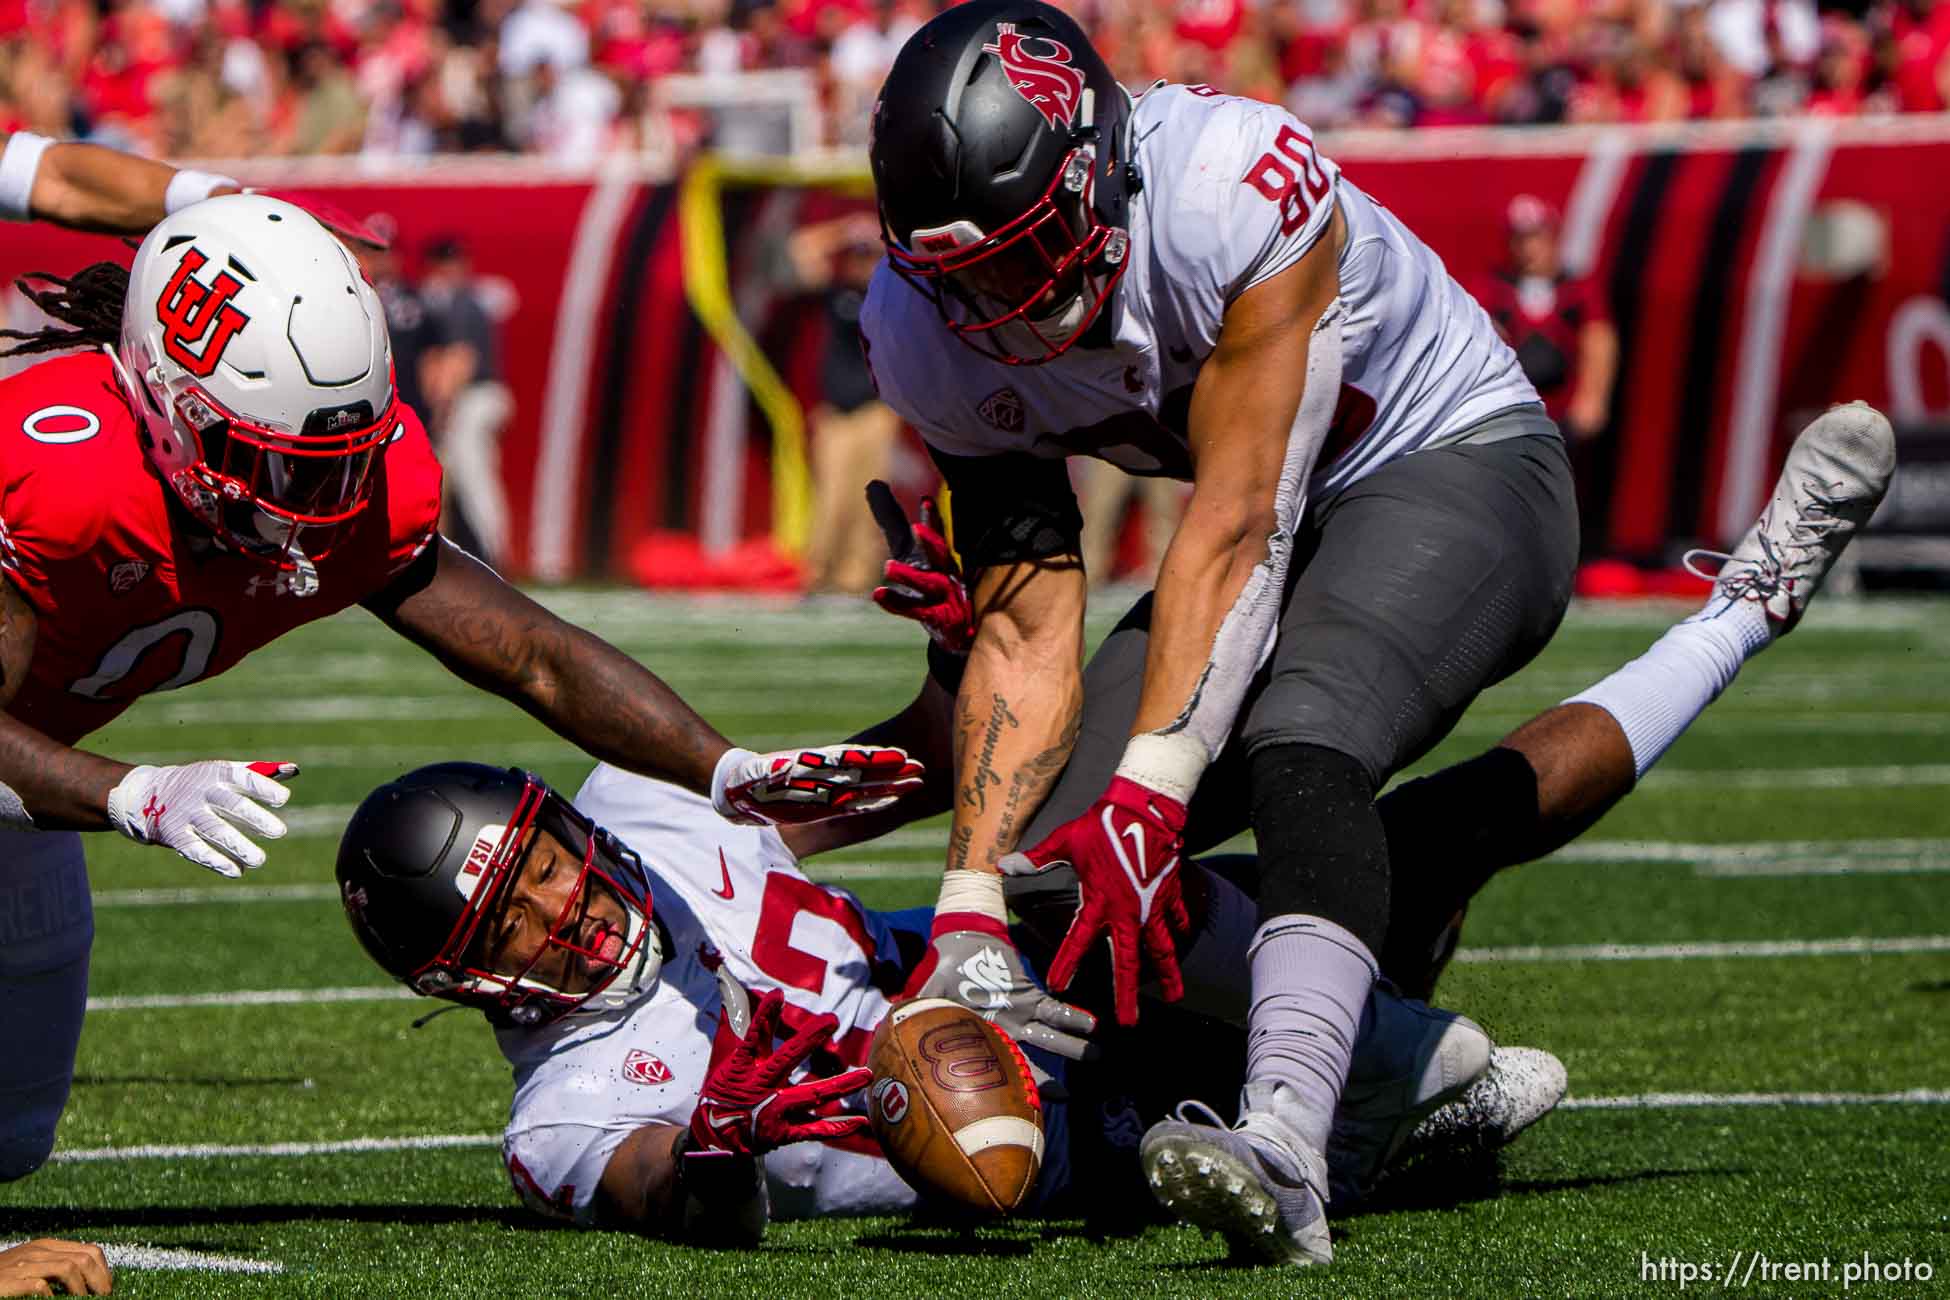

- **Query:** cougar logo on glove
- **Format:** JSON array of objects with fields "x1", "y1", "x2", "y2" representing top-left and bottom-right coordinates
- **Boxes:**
[
  {"x1": 156, "y1": 247, "x2": 252, "y2": 378},
  {"x1": 983, "y1": 23, "x2": 1085, "y2": 130},
  {"x1": 956, "y1": 945, "x2": 1013, "y2": 1012}
]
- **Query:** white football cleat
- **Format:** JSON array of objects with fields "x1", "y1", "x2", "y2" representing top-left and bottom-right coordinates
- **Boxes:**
[
  {"x1": 1140, "y1": 1081, "x2": 1332, "y2": 1266},
  {"x1": 1326, "y1": 986, "x2": 1491, "y2": 1209},
  {"x1": 1375, "y1": 1045, "x2": 1568, "y2": 1186},
  {"x1": 1684, "y1": 401, "x2": 1897, "y2": 635}
]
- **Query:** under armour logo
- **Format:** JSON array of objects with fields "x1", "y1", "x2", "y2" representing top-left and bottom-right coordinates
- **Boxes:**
[
  {"x1": 157, "y1": 248, "x2": 251, "y2": 379},
  {"x1": 140, "y1": 794, "x2": 167, "y2": 837}
]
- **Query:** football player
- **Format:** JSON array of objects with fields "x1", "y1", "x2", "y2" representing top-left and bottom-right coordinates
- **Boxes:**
[
  {"x1": 0, "y1": 192, "x2": 922, "y2": 1188},
  {"x1": 874, "y1": 397, "x2": 1897, "y2": 1254},
  {"x1": 335, "y1": 756, "x2": 1566, "y2": 1244},
  {"x1": 860, "y1": 0, "x2": 1581, "y2": 1263},
  {"x1": 331, "y1": 397, "x2": 1895, "y2": 1253}
]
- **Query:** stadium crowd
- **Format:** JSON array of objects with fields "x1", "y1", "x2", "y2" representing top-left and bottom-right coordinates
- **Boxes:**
[{"x1": 0, "y1": 0, "x2": 1946, "y2": 162}]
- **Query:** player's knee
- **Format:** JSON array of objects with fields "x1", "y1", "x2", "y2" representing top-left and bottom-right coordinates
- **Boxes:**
[{"x1": 0, "y1": 1112, "x2": 61, "y2": 1182}]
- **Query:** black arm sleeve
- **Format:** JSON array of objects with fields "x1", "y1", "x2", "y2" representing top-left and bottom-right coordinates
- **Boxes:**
[{"x1": 929, "y1": 446, "x2": 1083, "y2": 570}]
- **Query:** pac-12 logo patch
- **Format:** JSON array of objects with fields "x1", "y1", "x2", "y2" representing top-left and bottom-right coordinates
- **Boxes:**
[
  {"x1": 622, "y1": 1049, "x2": 673, "y2": 1086},
  {"x1": 108, "y1": 559, "x2": 150, "y2": 595},
  {"x1": 157, "y1": 247, "x2": 251, "y2": 378},
  {"x1": 977, "y1": 387, "x2": 1024, "y2": 433},
  {"x1": 983, "y1": 23, "x2": 1085, "y2": 130},
  {"x1": 871, "y1": 1077, "x2": 910, "y2": 1125}
]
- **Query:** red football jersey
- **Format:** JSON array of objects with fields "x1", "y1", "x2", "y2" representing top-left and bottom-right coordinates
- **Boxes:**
[{"x1": 0, "y1": 351, "x2": 443, "y2": 746}]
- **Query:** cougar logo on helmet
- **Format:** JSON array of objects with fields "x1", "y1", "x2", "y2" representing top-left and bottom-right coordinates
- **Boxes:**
[
  {"x1": 155, "y1": 248, "x2": 251, "y2": 379},
  {"x1": 983, "y1": 23, "x2": 1084, "y2": 130}
]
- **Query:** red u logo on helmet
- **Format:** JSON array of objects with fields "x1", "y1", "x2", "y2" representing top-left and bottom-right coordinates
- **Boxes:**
[{"x1": 156, "y1": 248, "x2": 251, "y2": 378}]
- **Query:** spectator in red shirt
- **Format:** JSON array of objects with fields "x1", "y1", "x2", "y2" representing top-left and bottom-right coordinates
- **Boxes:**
[
  {"x1": 1478, "y1": 194, "x2": 1617, "y2": 441},
  {"x1": 1476, "y1": 194, "x2": 1620, "y2": 553}
]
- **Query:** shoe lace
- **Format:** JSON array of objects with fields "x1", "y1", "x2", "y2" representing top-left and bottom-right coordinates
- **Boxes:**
[
  {"x1": 1681, "y1": 477, "x2": 1848, "y2": 598},
  {"x1": 1169, "y1": 1098, "x2": 1231, "y2": 1130}
]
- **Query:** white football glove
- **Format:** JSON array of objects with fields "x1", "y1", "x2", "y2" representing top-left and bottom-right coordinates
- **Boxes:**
[
  {"x1": 710, "y1": 744, "x2": 923, "y2": 827},
  {"x1": 106, "y1": 760, "x2": 299, "y2": 878}
]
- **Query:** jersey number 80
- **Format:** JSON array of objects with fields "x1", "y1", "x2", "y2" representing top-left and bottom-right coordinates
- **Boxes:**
[{"x1": 1242, "y1": 124, "x2": 1332, "y2": 238}]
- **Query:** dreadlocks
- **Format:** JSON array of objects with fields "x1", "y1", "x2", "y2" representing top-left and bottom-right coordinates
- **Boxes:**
[{"x1": 0, "y1": 261, "x2": 130, "y2": 359}]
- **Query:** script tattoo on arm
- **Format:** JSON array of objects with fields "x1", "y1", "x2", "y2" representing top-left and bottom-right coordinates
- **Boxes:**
[
  {"x1": 958, "y1": 692, "x2": 1020, "y2": 816},
  {"x1": 987, "y1": 709, "x2": 1079, "y2": 869}
]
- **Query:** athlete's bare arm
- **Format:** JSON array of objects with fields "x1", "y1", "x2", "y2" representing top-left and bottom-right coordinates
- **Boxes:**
[
  {"x1": 0, "y1": 573, "x2": 131, "y2": 829},
  {"x1": 593, "y1": 1121, "x2": 770, "y2": 1246},
  {"x1": 940, "y1": 555, "x2": 1086, "y2": 875},
  {"x1": 1, "y1": 133, "x2": 235, "y2": 235},
  {"x1": 1130, "y1": 213, "x2": 1343, "y2": 739},
  {"x1": 594, "y1": 1124, "x2": 688, "y2": 1234},
  {"x1": 364, "y1": 539, "x2": 735, "y2": 796}
]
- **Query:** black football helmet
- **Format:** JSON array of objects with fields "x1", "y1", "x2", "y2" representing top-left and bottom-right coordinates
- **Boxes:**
[
  {"x1": 870, "y1": 0, "x2": 1139, "y2": 365},
  {"x1": 335, "y1": 762, "x2": 661, "y2": 1027}
]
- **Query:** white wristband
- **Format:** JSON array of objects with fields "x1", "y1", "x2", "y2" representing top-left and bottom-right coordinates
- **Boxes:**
[
  {"x1": 0, "y1": 131, "x2": 53, "y2": 221},
  {"x1": 709, "y1": 747, "x2": 759, "y2": 820},
  {"x1": 1115, "y1": 731, "x2": 1208, "y2": 806},
  {"x1": 164, "y1": 168, "x2": 239, "y2": 215},
  {"x1": 934, "y1": 869, "x2": 1008, "y2": 924}
]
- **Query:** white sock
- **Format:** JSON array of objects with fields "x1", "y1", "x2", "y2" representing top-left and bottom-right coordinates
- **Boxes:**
[
  {"x1": 1566, "y1": 594, "x2": 1772, "y2": 778},
  {"x1": 1244, "y1": 914, "x2": 1377, "y2": 1151}
]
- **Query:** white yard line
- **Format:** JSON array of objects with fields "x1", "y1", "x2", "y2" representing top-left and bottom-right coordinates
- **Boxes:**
[
  {"x1": 88, "y1": 934, "x2": 1950, "y2": 1016},
  {"x1": 93, "y1": 883, "x2": 341, "y2": 908},
  {"x1": 0, "y1": 1240, "x2": 282, "y2": 1274},
  {"x1": 48, "y1": 1134, "x2": 498, "y2": 1163},
  {"x1": 1456, "y1": 935, "x2": 1950, "y2": 964},
  {"x1": 47, "y1": 1089, "x2": 1950, "y2": 1166},
  {"x1": 1640, "y1": 764, "x2": 1950, "y2": 791},
  {"x1": 1562, "y1": 1088, "x2": 1950, "y2": 1110},
  {"x1": 87, "y1": 987, "x2": 412, "y2": 1012},
  {"x1": 1548, "y1": 837, "x2": 1950, "y2": 876}
]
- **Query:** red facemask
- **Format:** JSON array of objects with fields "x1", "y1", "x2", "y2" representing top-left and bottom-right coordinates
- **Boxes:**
[
  {"x1": 166, "y1": 373, "x2": 396, "y2": 569},
  {"x1": 412, "y1": 778, "x2": 657, "y2": 1027},
  {"x1": 884, "y1": 145, "x2": 1130, "y2": 365}
]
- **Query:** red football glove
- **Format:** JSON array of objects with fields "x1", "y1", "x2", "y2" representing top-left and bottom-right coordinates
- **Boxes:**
[
  {"x1": 999, "y1": 776, "x2": 1193, "y2": 1027},
  {"x1": 867, "y1": 480, "x2": 974, "y2": 655},
  {"x1": 689, "y1": 988, "x2": 872, "y2": 1158}
]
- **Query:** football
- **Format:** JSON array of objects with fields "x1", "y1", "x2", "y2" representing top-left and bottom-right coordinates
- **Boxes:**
[{"x1": 866, "y1": 998, "x2": 1045, "y2": 1216}]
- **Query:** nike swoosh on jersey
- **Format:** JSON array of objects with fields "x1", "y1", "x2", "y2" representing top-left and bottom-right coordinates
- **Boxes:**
[{"x1": 713, "y1": 848, "x2": 736, "y2": 900}]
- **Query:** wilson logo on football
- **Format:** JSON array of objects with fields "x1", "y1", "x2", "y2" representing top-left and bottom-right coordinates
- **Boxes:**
[
  {"x1": 983, "y1": 23, "x2": 1085, "y2": 130},
  {"x1": 156, "y1": 247, "x2": 251, "y2": 379},
  {"x1": 871, "y1": 1077, "x2": 910, "y2": 1125},
  {"x1": 621, "y1": 1049, "x2": 673, "y2": 1086}
]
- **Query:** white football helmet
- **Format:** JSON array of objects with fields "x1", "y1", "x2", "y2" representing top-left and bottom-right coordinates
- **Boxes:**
[{"x1": 114, "y1": 193, "x2": 398, "y2": 568}]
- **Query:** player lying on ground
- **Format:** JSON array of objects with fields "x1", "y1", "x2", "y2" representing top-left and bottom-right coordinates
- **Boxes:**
[
  {"x1": 0, "y1": 190, "x2": 920, "y2": 1188},
  {"x1": 330, "y1": 404, "x2": 1898, "y2": 1252},
  {"x1": 869, "y1": 400, "x2": 1898, "y2": 1251},
  {"x1": 335, "y1": 758, "x2": 1563, "y2": 1245},
  {"x1": 864, "y1": 1, "x2": 1585, "y2": 1265}
]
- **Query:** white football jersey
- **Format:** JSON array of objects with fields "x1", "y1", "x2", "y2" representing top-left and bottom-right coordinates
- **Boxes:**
[
  {"x1": 862, "y1": 82, "x2": 1539, "y2": 496},
  {"x1": 497, "y1": 765, "x2": 919, "y2": 1225}
]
